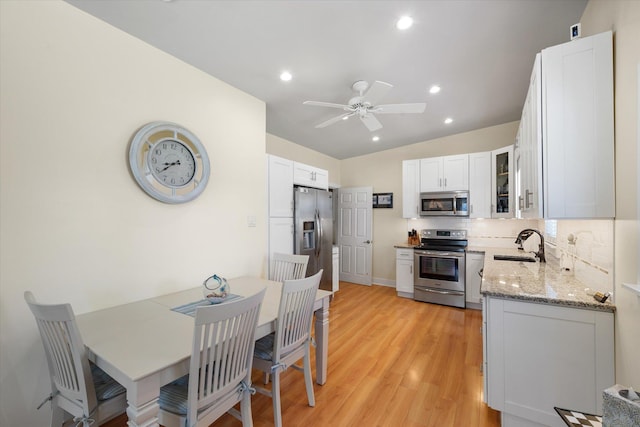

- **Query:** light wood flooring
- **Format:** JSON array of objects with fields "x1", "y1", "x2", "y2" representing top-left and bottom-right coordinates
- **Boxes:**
[{"x1": 104, "y1": 282, "x2": 500, "y2": 427}]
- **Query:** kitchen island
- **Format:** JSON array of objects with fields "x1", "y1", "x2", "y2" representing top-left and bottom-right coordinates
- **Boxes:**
[{"x1": 475, "y1": 246, "x2": 615, "y2": 427}]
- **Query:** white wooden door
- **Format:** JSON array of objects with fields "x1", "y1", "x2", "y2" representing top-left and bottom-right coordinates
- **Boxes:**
[{"x1": 337, "y1": 187, "x2": 372, "y2": 286}]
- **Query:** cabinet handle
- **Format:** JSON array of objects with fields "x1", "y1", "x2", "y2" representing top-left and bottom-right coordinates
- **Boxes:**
[
  {"x1": 439, "y1": 178, "x2": 442, "y2": 187},
  {"x1": 478, "y1": 268, "x2": 483, "y2": 278},
  {"x1": 410, "y1": 265, "x2": 413, "y2": 274},
  {"x1": 470, "y1": 204, "x2": 473, "y2": 214},
  {"x1": 518, "y1": 196, "x2": 524, "y2": 210},
  {"x1": 525, "y1": 189, "x2": 533, "y2": 208},
  {"x1": 444, "y1": 178, "x2": 447, "y2": 187}
]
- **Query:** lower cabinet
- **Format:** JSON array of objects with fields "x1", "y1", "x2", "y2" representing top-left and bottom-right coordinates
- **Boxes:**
[
  {"x1": 465, "y1": 252, "x2": 484, "y2": 308},
  {"x1": 484, "y1": 296, "x2": 614, "y2": 427},
  {"x1": 395, "y1": 248, "x2": 414, "y2": 298}
]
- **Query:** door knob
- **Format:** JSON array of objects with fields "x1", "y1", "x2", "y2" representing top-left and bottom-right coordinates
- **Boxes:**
[{"x1": 363, "y1": 240, "x2": 372, "y2": 244}]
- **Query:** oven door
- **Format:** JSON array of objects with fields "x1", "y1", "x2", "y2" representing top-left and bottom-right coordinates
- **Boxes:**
[{"x1": 413, "y1": 250, "x2": 465, "y2": 293}]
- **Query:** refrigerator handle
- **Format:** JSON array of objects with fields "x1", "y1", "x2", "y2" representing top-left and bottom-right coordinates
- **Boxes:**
[{"x1": 315, "y1": 209, "x2": 322, "y2": 258}]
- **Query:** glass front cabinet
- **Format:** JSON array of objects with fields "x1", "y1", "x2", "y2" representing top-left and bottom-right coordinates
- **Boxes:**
[{"x1": 491, "y1": 145, "x2": 514, "y2": 218}]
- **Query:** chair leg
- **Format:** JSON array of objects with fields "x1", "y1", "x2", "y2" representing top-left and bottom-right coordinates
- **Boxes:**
[
  {"x1": 271, "y1": 370, "x2": 283, "y2": 427},
  {"x1": 303, "y1": 346, "x2": 315, "y2": 407},
  {"x1": 240, "y1": 389, "x2": 254, "y2": 427}
]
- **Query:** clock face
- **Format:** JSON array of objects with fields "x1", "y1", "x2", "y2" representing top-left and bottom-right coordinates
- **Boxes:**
[
  {"x1": 148, "y1": 139, "x2": 196, "y2": 188},
  {"x1": 129, "y1": 122, "x2": 210, "y2": 204}
]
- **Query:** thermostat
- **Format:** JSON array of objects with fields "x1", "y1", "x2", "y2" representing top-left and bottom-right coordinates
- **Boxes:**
[{"x1": 570, "y1": 23, "x2": 581, "y2": 40}]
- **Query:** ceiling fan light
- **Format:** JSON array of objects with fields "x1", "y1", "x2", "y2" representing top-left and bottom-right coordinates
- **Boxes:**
[
  {"x1": 429, "y1": 85, "x2": 441, "y2": 94},
  {"x1": 444, "y1": 117, "x2": 453, "y2": 124},
  {"x1": 396, "y1": 16, "x2": 413, "y2": 30},
  {"x1": 372, "y1": 136, "x2": 380, "y2": 142},
  {"x1": 279, "y1": 71, "x2": 292, "y2": 81}
]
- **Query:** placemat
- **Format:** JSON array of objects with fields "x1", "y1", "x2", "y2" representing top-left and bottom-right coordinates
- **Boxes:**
[
  {"x1": 555, "y1": 407, "x2": 602, "y2": 427},
  {"x1": 171, "y1": 295, "x2": 242, "y2": 317}
]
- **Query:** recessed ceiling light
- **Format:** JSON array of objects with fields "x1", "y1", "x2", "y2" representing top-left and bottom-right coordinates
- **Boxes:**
[
  {"x1": 279, "y1": 71, "x2": 292, "y2": 81},
  {"x1": 396, "y1": 16, "x2": 413, "y2": 30},
  {"x1": 429, "y1": 85, "x2": 441, "y2": 94},
  {"x1": 342, "y1": 116, "x2": 349, "y2": 121},
  {"x1": 444, "y1": 117, "x2": 453, "y2": 124},
  {"x1": 372, "y1": 136, "x2": 380, "y2": 142}
]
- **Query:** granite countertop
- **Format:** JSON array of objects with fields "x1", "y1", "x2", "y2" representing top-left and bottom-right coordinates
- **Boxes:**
[
  {"x1": 394, "y1": 242, "x2": 417, "y2": 249},
  {"x1": 471, "y1": 246, "x2": 616, "y2": 313}
]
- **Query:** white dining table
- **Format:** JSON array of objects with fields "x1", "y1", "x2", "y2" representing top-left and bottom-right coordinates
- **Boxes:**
[{"x1": 76, "y1": 276, "x2": 332, "y2": 427}]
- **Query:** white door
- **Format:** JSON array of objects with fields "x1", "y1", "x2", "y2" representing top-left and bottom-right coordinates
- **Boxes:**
[{"x1": 337, "y1": 187, "x2": 372, "y2": 286}]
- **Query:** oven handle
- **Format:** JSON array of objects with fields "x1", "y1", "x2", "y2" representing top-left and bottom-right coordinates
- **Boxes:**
[
  {"x1": 415, "y1": 287, "x2": 465, "y2": 296},
  {"x1": 414, "y1": 250, "x2": 465, "y2": 258}
]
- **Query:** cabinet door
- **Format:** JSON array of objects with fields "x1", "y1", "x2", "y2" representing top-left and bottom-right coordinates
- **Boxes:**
[
  {"x1": 465, "y1": 253, "x2": 484, "y2": 305},
  {"x1": 268, "y1": 155, "x2": 294, "y2": 217},
  {"x1": 491, "y1": 145, "x2": 514, "y2": 218},
  {"x1": 396, "y1": 249, "x2": 414, "y2": 296},
  {"x1": 269, "y1": 217, "x2": 294, "y2": 259},
  {"x1": 442, "y1": 154, "x2": 469, "y2": 191},
  {"x1": 519, "y1": 54, "x2": 543, "y2": 219},
  {"x1": 293, "y1": 162, "x2": 329, "y2": 190},
  {"x1": 542, "y1": 31, "x2": 614, "y2": 218},
  {"x1": 468, "y1": 152, "x2": 491, "y2": 218},
  {"x1": 312, "y1": 167, "x2": 329, "y2": 190},
  {"x1": 419, "y1": 157, "x2": 443, "y2": 192},
  {"x1": 402, "y1": 160, "x2": 420, "y2": 218}
]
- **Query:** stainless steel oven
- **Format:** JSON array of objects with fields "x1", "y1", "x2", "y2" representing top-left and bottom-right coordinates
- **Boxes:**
[{"x1": 414, "y1": 229, "x2": 467, "y2": 308}]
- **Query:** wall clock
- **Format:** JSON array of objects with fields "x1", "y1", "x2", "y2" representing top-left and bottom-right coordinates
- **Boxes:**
[{"x1": 129, "y1": 121, "x2": 210, "y2": 204}]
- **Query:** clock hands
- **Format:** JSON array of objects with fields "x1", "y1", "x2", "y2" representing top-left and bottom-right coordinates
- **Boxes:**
[{"x1": 160, "y1": 160, "x2": 181, "y2": 172}]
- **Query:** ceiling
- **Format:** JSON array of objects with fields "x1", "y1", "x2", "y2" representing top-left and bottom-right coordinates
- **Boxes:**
[{"x1": 66, "y1": 0, "x2": 588, "y2": 160}]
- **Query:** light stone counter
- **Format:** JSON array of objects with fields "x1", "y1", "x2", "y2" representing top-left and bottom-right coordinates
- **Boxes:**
[
  {"x1": 471, "y1": 246, "x2": 616, "y2": 313},
  {"x1": 394, "y1": 242, "x2": 417, "y2": 249}
]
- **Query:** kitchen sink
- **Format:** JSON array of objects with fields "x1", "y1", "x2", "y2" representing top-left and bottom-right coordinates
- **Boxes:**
[{"x1": 493, "y1": 254, "x2": 537, "y2": 262}]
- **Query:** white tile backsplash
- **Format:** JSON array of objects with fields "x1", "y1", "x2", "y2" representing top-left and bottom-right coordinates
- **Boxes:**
[{"x1": 406, "y1": 217, "x2": 615, "y2": 296}]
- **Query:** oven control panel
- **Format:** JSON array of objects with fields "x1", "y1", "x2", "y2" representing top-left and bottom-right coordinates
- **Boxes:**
[{"x1": 420, "y1": 229, "x2": 467, "y2": 240}]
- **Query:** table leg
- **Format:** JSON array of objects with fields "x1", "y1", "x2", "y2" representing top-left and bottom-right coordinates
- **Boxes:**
[
  {"x1": 125, "y1": 377, "x2": 161, "y2": 427},
  {"x1": 314, "y1": 296, "x2": 329, "y2": 385}
]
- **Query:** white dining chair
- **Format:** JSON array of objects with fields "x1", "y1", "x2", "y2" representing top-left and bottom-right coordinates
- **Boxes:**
[
  {"x1": 270, "y1": 253, "x2": 309, "y2": 283},
  {"x1": 253, "y1": 270, "x2": 323, "y2": 427},
  {"x1": 158, "y1": 288, "x2": 266, "y2": 427},
  {"x1": 24, "y1": 291, "x2": 126, "y2": 427}
]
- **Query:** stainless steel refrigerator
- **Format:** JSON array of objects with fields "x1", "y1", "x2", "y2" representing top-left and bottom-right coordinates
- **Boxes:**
[{"x1": 294, "y1": 186, "x2": 333, "y2": 291}]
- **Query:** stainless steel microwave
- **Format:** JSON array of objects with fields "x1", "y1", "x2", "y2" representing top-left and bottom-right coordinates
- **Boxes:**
[{"x1": 419, "y1": 191, "x2": 469, "y2": 217}]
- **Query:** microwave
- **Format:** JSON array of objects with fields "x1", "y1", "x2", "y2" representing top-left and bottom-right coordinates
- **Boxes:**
[{"x1": 419, "y1": 191, "x2": 469, "y2": 217}]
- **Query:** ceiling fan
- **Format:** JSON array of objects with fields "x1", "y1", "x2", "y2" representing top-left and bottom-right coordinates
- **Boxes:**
[{"x1": 303, "y1": 80, "x2": 426, "y2": 132}]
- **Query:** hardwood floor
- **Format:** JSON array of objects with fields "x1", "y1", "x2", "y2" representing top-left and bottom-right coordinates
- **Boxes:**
[{"x1": 104, "y1": 282, "x2": 500, "y2": 427}]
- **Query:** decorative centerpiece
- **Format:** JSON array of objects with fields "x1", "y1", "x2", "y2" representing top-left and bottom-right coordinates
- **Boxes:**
[{"x1": 202, "y1": 274, "x2": 230, "y2": 304}]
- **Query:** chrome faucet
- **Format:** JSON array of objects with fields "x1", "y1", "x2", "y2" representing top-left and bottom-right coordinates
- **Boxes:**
[{"x1": 515, "y1": 229, "x2": 546, "y2": 262}]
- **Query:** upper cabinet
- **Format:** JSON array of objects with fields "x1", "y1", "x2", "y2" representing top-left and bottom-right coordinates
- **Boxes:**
[
  {"x1": 420, "y1": 154, "x2": 469, "y2": 192},
  {"x1": 542, "y1": 31, "x2": 614, "y2": 218},
  {"x1": 468, "y1": 152, "x2": 492, "y2": 218},
  {"x1": 268, "y1": 155, "x2": 294, "y2": 217},
  {"x1": 516, "y1": 54, "x2": 544, "y2": 219},
  {"x1": 491, "y1": 145, "x2": 514, "y2": 218},
  {"x1": 402, "y1": 159, "x2": 420, "y2": 219},
  {"x1": 516, "y1": 31, "x2": 614, "y2": 219},
  {"x1": 293, "y1": 162, "x2": 329, "y2": 190}
]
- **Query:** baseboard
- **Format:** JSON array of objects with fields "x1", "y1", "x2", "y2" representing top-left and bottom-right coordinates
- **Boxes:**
[{"x1": 372, "y1": 277, "x2": 395, "y2": 288}]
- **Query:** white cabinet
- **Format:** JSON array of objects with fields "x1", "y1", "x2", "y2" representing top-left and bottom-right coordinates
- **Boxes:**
[
  {"x1": 269, "y1": 217, "x2": 294, "y2": 259},
  {"x1": 465, "y1": 252, "x2": 484, "y2": 307},
  {"x1": 419, "y1": 154, "x2": 469, "y2": 192},
  {"x1": 268, "y1": 155, "x2": 294, "y2": 217},
  {"x1": 395, "y1": 248, "x2": 414, "y2": 298},
  {"x1": 332, "y1": 246, "x2": 339, "y2": 293},
  {"x1": 491, "y1": 145, "x2": 514, "y2": 218},
  {"x1": 542, "y1": 31, "x2": 614, "y2": 218},
  {"x1": 468, "y1": 152, "x2": 491, "y2": 218},
  {"x1": 402, "y1": 159, "x2": 420, "y2": 218},
  {"x1": 516, "y1": 54, "x2": 544, "y2": 219},
  {"x1": 293, "y1": 161, "x2": 328, "y2": 190},
  {"x1": 484, "y1": 296, "x2": 614, "y2": 427}
]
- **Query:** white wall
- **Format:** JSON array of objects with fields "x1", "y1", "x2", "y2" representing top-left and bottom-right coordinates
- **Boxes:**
[{"x1": 0, "y1": 2, "x2": 267, "y2": 425}]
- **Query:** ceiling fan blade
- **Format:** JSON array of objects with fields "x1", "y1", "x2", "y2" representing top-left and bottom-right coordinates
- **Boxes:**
[
  {"x1": 373, "y1": 103, "x2": 427, "y2": 114},
  {"x1": 362, "y1": 81, "x2": 393, "y2": 105},
  {"x1": 360, "y1": 114, "x2": 383, "y2": 132},
  {"x1": 315, "y1": 112, "x2": 355, "y2": 128},
  {"x1": 303, "y1": 100, "x2": 351, "y2": 111}
]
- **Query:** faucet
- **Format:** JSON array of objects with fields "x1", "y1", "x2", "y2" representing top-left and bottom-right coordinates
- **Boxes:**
[{"x1": 515, "y1": 228, "x2": 546, "y2": 262}]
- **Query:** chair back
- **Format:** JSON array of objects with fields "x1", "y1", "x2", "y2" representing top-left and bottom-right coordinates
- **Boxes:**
[
  {"x1": 273, "y1": 270, "x2": 322, "y2": 361},
  {"x1": 24, "y1": 291, "x2": 97, "y2": 418},
  {"x1": 270, "y1": 253, "x2": 309, "y2": 283},
  {"x1": 186, "y1": 288, "x2": 266, "y2": 424}
]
